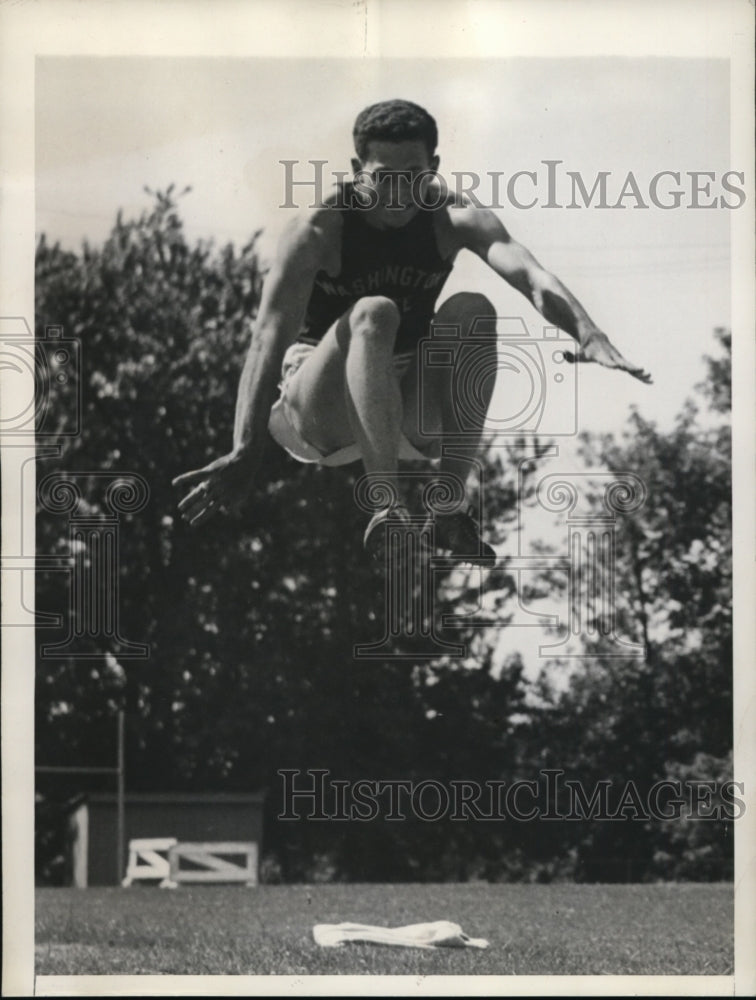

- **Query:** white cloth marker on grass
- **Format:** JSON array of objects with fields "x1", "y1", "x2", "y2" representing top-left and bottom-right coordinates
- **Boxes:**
[{"x1": 312, "y1": 920, "x2": 489, "y2": 950}]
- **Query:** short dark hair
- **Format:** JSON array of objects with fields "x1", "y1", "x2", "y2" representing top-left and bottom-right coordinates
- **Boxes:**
[{"x1": 353, "y1": 99, "x2": 438, "y2": 161}]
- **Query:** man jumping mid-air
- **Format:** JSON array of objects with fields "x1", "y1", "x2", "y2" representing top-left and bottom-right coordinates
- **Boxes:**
[{"x1": 173, "y1": 99, "x2": 651, "y2": 564}]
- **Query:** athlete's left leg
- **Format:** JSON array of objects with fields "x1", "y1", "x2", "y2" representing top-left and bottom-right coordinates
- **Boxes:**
[
  {"x1": 402, "y1": 291, "x2": 497, "y2": 491},
  {"x1": 401, "y1": 291, "x2": 498, "y2": 562}
]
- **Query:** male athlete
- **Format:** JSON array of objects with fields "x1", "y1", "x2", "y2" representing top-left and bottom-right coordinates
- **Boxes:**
[{"x1": 174, "y1": 100, "x2": 651, "y2": 563}]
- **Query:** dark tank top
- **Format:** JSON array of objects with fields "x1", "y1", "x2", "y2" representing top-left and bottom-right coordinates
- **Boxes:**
[{"x1": 299, "y1": 185, "x2": 454, "y2": 354}]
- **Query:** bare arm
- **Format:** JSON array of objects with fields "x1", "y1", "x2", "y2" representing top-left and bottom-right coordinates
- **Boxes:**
[
  {"x1": 173, "y1": 215, "x2": 328, "y2": 524},
  {"x1": 232, "y1": 223, "x2": 324, "y2": 455},
  {"x1": 451, "y1": 206, "x2": 652, "y2": 383}
]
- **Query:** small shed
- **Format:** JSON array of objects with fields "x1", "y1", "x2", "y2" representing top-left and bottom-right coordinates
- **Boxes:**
[{"x1": 69, "y1": 792, "x2": 265, "y2": 887}]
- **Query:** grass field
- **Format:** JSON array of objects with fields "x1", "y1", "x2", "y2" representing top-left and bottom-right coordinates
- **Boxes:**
[{"x1": 36, "y1": 882, "x2": 733, "y2": 977}]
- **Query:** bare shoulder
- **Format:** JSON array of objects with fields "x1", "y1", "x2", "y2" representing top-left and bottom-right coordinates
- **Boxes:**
[
  {"x1": 443, "y1": 195, "x2": 513, "y2": 256},
  {"x1": 432, "y1": 186, "x2": 512, "y2": 259},
  {"x1": 275, "y1": 201, "x2": 342, "y2": 276},
  {"x1": 430, "y1": 185, "x2": 468, "y2": 259}
]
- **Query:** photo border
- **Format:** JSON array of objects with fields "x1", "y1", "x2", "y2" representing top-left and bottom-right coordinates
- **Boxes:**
[{"x1": 1, "y1": 0, "x2": 753, "y2": 995}]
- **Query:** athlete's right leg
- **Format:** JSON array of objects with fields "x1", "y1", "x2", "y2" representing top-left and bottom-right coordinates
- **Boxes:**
[{"x1": 284, "y1": 296, "x2": 404, "y2": 496}]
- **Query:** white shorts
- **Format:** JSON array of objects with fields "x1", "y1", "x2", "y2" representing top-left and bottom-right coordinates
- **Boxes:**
[{"x1": 267, "y1": 341, "x2": 440, "y2": 467}]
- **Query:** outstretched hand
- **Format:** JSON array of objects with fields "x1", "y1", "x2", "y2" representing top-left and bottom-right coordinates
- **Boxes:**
[
  {"x1": 172, "y1": 451, "x2": 255, "y2": 526},
  {"x1": 562, "y1": 332, "x2": 652, "y2": 384}
]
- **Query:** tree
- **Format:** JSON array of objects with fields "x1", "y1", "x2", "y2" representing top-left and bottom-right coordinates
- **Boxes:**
[
  {"x1": 36, "y1": 189, "x2": 731, "y2": 883},
  {"x1": 34, "y1": 191, "x2": 535, "y2": 882},
  {"x1": 526, "y1": 329, "x2": 733, "y2": 880}
]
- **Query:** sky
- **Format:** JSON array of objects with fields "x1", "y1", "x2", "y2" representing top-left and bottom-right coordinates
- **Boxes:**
[{"x1": 35, "y1": 55, "x2": 734, "y2": 438}]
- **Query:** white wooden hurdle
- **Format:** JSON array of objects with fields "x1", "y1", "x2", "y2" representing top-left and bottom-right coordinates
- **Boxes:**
[
  {"x1": 121, "y1": 837, "x2": 178, "y2": 886},
  {"x1": 162, "y1": 841, "x2": 258, "y2": 888}
]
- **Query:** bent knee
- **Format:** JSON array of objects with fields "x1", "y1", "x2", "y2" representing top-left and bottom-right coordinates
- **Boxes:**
[
  {"x1": 350, "y1": 295, "x2": 401, "y2": 332},
  {"x1": 436, "y1": 292, "x2": 496, "y2": 334}
]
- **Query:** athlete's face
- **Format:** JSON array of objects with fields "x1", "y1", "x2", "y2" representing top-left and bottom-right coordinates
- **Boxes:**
[{"x1": 352, "y1": 140, "x2": 440, "y2": 229}]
